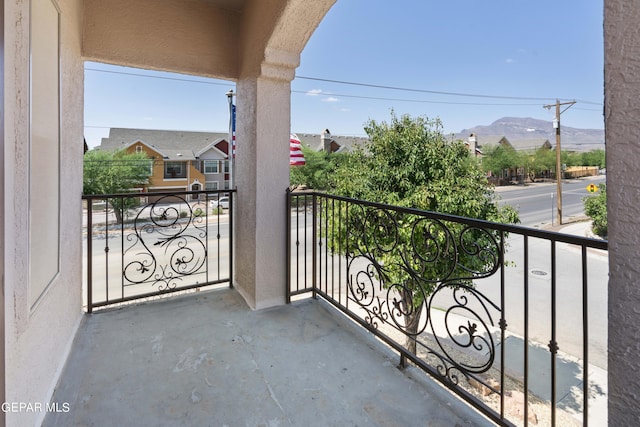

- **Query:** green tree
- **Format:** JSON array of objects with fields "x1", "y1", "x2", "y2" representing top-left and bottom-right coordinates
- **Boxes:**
[
  {"x1": 583, "y1": 184, "x2": 607, "y2": 238},
  {"x1": 581, "y1": 149, "x2": 606, "y2": 169},
  {"x1": 526, "y1": 147, "x2": 556, "y2": 181},
  {"x1": 83, "y1": 149, "x2": 152, "y2": 223},
  {"x1": 290, "y1": 145, "x2": 344, "y2": 190},
  {"x1": 330, "y1": 113, "x2": 519, "y2": 354},
  {"x1": 481, "y1": 144, "x2": 522, "y2": 181}
]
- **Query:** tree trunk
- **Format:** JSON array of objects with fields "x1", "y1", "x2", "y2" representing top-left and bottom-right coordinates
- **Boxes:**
[
  {"x1": 401, "y1": 286, "x2": 424, "y2": 356},
  {"x1": 111, "y1": 201, "x2": 124, "y2": 224}
]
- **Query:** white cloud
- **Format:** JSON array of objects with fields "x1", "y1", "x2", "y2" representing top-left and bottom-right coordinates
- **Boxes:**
[
  {"x1": 323, "y1": 96, "x2": 339, "y2": 103},
  {"x1": 306, "y1": 89, "x2": 323, "y2": 96},
  {"x1": 505, "y1": 58, "x2": 515, "y2": 64}
]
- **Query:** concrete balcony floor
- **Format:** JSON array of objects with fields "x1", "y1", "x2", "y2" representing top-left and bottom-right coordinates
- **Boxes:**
[{"x1": 44, "y1": 288, "x2": 491, "y2": 426}]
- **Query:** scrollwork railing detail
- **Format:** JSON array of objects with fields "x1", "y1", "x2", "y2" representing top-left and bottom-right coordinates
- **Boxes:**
[
  {"x1": 338, "y1": 203, "x2": 502, "y2": 387},
  {"x1": 123, "y1": 195, "x2": 208, "y2": 293}
]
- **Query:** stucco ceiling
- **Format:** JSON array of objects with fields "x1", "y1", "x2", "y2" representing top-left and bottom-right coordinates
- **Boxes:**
[{"x1": 205, "y1": 0, "x2": 247, "y2": 12}]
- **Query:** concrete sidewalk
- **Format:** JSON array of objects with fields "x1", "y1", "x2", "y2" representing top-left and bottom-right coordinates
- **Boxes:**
[{"x1": 515, "y1": 218, "x2": 607, "y2": 425}]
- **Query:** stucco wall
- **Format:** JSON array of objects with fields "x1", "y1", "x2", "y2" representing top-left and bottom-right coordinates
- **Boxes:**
[
  {"x1": 605, "y1": 1, "x2": 640, "y2": 424},
  {"x1": 83, "y1": 0, "x2": 240, "y2": 79},
  {"x1": 4, "y1": 0, "x2": 84, "y2": 425}
]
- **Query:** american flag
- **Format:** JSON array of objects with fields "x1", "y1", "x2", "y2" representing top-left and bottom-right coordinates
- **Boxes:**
[{"x1": 290, "y1": 134, "x2": 305, "y2": 166}]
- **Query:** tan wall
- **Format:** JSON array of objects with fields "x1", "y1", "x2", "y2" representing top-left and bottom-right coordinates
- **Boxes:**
[
  {"x1": 189, "y1": 163, "x2": 206, "y2": 186},
  {"x1": 4, "y1": 0, "x2": 84, "y2": 425},
  {"x1": 563, "y1": 166, "x2": 599, "y2": 178},
  {"x1": 83, "y1": 0, "x2": 241, "y2": 79},
  {"x1": 124, "y1": 142, "x2": 164, "y2": 188},
  {"x1": 124, "y1": 143, "x2": 208, "y2": 190},
  {"x1": 605, "y1": 1, "x2": 640, "y2": 424}
]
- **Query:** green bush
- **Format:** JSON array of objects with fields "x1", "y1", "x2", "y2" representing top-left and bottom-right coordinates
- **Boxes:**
[{"x1": 583, "y1": 184, "x2": 607, "y2": 238}]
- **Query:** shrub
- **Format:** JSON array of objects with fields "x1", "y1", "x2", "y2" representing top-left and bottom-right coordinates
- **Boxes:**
[{"x1": 583, "y1": 184, "x2": 607, "y2": 238}]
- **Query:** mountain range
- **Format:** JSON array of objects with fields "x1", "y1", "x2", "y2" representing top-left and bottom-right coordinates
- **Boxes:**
[{"x1": 454, "y1": 117, "x2": 604, "y2": 152}]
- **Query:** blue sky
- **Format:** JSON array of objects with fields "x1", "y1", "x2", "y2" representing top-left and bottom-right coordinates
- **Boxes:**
[{"x1": 84, "y1": 0, "x2": 603, "y2": 148}]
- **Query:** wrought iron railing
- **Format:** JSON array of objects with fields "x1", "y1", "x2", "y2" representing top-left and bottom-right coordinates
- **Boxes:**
[
  {"x1": 287, "y1": 189, "x2": 608, "y2": 427},
  {"x1": 83, "y1": 189, "x2": 234, "y2": 312}
]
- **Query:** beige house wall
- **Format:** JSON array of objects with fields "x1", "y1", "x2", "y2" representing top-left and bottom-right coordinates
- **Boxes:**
[
  {"x1": 83, "y1": 0, "x2": 241, "y2": 79},
  {"x1": 3, "y1": 0, "x2": 84, "y2": 426},
  {"x1": 189, "y1": 164, "x2": 206, "y2": 189},
  {"x1": 605, "y1": 2, "x2": 640, "y2": 424}
]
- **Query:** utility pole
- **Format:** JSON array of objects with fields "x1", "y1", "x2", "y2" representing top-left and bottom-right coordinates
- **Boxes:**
[{"x1": 543, "y1": 99, "x2": 576, "y2": 225}]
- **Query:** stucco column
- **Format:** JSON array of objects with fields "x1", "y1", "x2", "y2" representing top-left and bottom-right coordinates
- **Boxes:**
[
  {"x1": 234, "y1": 58, "x2": 294, "y2": 310},
  {"x1": 605, "y1": 1, "x2": 640, "y2": 424}
]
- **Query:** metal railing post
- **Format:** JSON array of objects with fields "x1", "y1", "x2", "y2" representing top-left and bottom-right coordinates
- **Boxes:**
[
  {"x1": 312, "y1": 193, "x2": 317, "y2": 300},
  {"x1": 285, "y1": 188, "x2": 292, "y2": 303},
  {"x1": 86, "y1": 198, "x2": 93, "y2": 313},
  {"x1": 229, "y1": 191, "x2": 234, "y2": 289}
]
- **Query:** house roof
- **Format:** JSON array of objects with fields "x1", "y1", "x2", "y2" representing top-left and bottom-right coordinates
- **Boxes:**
[
  {"x1": 99, "y1": 128, "x2": 369, "y2": 159},
  {"x1": 464, "y1": 134, "x2": 553, "y2": 152},
  {"x1": 295, "y1": 133, "x2": 368, "y2": 153},
  {"x1": 472, "y1": 135, "x2": 511, "y2": 148},
  {"x1": 508, "y1": 138, "x2": 553, "y2": 151},
  {"x1": 195, "y1": 138, "x2": 229, "y2": 158},
  {"x1": 100, "y1": 128, "x2": 229, "y2": 160}
]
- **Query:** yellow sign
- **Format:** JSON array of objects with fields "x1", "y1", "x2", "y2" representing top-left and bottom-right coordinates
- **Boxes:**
[{"x1": 587, "y1": 184, "x2": 599, "y2": 193}]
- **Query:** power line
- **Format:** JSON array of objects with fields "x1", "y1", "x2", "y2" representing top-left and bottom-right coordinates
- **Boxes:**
[
  {"x1": 296, "y1": 75, "x2": 601, "y2": 104},
  {"x1": 85, "y1": 67, "x2": 234, "y2": 87},
  {"x1": 85, "y1": 66, "x2": 603, "y2": 106},
  {"x1": 292, "y1": 90, "x2": 543, "y2": 106}
]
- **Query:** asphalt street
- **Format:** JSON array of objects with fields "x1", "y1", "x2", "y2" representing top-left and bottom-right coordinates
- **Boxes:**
[{"x1": 495, "y1": 176, "x2": 606, "y2": 227}]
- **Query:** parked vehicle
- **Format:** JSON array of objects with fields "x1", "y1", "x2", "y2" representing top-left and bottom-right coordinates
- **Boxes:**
[{"x1": 210, "y1": 196, "x2": 229, "y2": 209}]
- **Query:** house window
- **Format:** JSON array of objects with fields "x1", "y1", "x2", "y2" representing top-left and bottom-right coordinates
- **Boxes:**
[
  {"x1": 204, "y1": 160, "x2": 219, "y2": 174},
  {"x1": 205, "y1": 182, "x2": 218, "y2": 191},
  {"x1": 223, "y1": 160, "x2": 230, "y2": 173},
  {"x1": 136, "y1": 145, "x2": 143, "y2": 153},
  {"x1": 164, "y1": 161, "x2": 186, "y2": 179},
  {"x1": 145, "y1": 159, "x2": 154, "y2": 176},
  {"x1": 224, "y1": 180, "x2": 230, "y2": 190}
]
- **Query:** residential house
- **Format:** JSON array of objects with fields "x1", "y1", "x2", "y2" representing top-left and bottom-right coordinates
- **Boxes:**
[
  {"x1": 464, "y1": 133, "x2": 484, "y2": 157},
  {"x1": 468, "y1": 135, "x2": 521, "y2": 184},
  {"x1": 99, "y1": 128, "x2": 230, "y2": 197},
  {"x1": 296, "y1": 129, "x2": 367, "y2": 153},
  {"x1": 509, "y1": 138, "x2": 553, "y2": 152},
  {"x1": 1, "y1": 1, "x2": 639, "y2": 426},
  {"x1": 472, "y1": 135, "x2": 555, "y2": 184},
  {"x1": 509, "y1": 138, "x2": 554, "y2": 182}
]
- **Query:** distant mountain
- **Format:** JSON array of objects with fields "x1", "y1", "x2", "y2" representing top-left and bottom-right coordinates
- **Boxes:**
[{"x1": 454, "y1": 117, "x2": 604, "y2": 152}]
